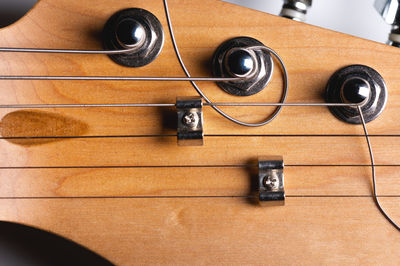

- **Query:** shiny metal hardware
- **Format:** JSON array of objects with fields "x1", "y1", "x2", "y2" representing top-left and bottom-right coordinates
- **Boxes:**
[
  {"x1": 280, "y1": 0, "x2": 312, "y2": 22},
  {"x1": 375, "y1": 0, "x2": 400, "y2": 25},
  {"x1": 102, "y1": 8, "x2": 164, "y2": 67},
  {"x1": 176, "y1": 96, "x2": 204, "y2": 146},
  {"x1": 325, "y1": 65, "x2": 388, "y2": 124},
  {"x1": 212, "y1": 37, "x2": 274, "y2": 96},
  {"x1": 258, "y1": 156, "x2": 285, "y2": 206},
  {"x1": 374, "y1": 0, "x2": 400, "y2": 47}
]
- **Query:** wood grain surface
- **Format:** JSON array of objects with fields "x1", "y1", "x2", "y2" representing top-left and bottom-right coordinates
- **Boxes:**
[{"x1": 0, "y1": 0, "x2": 399, "y2": 265}]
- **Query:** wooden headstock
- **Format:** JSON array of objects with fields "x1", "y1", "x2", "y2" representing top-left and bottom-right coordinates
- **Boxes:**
[{"x1": 0, "y1": 0, "x2": 399, "y2": 264}]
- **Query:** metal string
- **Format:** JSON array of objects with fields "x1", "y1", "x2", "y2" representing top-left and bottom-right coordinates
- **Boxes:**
[
  {"x1": 0, "y1": 76, "x2": 243, "y2": 82},
  {"x1": 20, "y1": 194, "x2": 345, "y2": 200},
  {"x1": 357, "y1": 106, "x2": 400, "y2": 230},
  {"x1": 0, "y1": 165, "x2": 398, "y2": 169},
  {"x1": 0, "y1": 46, "x2": 243, "y2": 82},
  {"x1": 0, "y1": 102, "x2": 358, "y2": 109},
  {"x1": 1, "y1": 135, "x2": 399, "y2": 140},
  {"x1": 163, "y1": 0, "x2": 288, "y2": 127},
  {"x1": 0, "y1": 46, "x2": 139, "y2": 54}
]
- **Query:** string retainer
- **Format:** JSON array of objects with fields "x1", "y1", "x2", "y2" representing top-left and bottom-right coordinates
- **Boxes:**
[
  {"x1": 176, "y1": 96, "x2": 204, "y2": 146},
  {"x1": 258, "y1": 156, "x2": 285, "y2": 206}
]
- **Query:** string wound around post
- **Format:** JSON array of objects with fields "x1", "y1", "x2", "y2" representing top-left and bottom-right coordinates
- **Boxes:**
[
  {"x1": 325, "y1": 64, "x2": 387, "y2": 124},
  {"x1": 102, "y1": 8, "x2": 164, "y2": 67},
  {"x1": 176, "y1": 96, "x2": 204, "y2": 146},
  {"x1": 212, "y1": 36, "x2": 274, "y2": 96},
  {"x1": 258, "y1": 156, "x2": 285, "y2": 206}
]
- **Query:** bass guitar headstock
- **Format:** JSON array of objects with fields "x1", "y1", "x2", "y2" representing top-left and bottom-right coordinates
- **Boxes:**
[{"x1": 0, "y1": 0, "x2": 399, "y2": 264}]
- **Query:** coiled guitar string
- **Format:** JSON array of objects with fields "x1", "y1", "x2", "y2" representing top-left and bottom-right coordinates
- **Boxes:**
[{"x1": 163, "y1": 0, "x2": 287, "y2": 127}]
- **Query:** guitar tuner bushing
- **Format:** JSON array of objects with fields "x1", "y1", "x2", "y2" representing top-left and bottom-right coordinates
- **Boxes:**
[
  {"x1": 325, "y1": 64, "x2": 388, "y2": 124},
  {"x1": 102, "y1": 8, "x2": 164, "y2": 67},
  {"x1": 212, "y1": 37, "x2": 274, "y2": 97}
]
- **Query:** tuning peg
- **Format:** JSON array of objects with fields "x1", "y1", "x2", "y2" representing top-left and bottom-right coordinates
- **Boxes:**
[
  {"x1": 212, "y1": 37, "x2": 274, "y2": 96},
  {"x1": 325, "y1": 65, "x2": 388, "y2": 124},
  {"x1": 102, "y1": 8, "x2": 164, "y2": 67},
  {"x1": 280, "y1": 0, "x2": 312, "y2": 22},
  {"x1": 374, "y1": 0, "x2": 400, "y2": 47},
  {"x1": 115, "y1": 19, "x2": 146, "y2": 49},
  {"x1": 224, "y1": 48, "x2": 256, "y2": 77},
  {"x1": 340, "y1": 78, "x2": 371, "y2": 105}
]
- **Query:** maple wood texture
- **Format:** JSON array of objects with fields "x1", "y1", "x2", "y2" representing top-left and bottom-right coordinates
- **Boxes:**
[{"x1": 0, "y1": 0, "x2": 399, "y2": 265}]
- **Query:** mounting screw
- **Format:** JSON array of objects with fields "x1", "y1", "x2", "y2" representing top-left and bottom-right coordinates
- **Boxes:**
[
  {"x1": 263, "y1": 173, "x2": 280, "y2": 191},
  {"x1": 182, "y1": 112, "x2": 199, "y2": 128}
]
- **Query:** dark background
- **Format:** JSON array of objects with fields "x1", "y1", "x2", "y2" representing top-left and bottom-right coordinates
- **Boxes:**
[{"x1": 0, "y1": 1, "x2": 113, "y2": 265}]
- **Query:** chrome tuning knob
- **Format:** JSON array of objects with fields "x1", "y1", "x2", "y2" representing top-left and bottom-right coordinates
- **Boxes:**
[
  {"x1": 325, "y1": 65, "x2": 388, "y2": 124},
  {"x1": 115, "y1": 19, "x2": 147, "y2": 49},
  {"x1": 102, "y1": 8, "x2": 164, "y2": 67},
  {"x1": 375, "y1": 0, "x2": 400, "y2": 47},
  {"x1": 280, "y1": 0, "x2": 312, "y2": 22},
  {"x1": 212, "y1": 37, "x2": 274, "y2": 96},
  {"x1": 224, "y1": 48, "x2": 257, "y2": 78}
]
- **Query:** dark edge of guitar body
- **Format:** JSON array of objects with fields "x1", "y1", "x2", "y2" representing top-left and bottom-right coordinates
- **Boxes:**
[{"x1": 0, "y1": 221, "x2": 114, "y2": 266}]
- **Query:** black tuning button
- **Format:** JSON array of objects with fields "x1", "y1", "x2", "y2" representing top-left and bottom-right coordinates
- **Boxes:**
[
  {"x1": 325, "y1": 65, "x2": 387, "y2": 124},
  {"x1": 115, "y1": 19, "x2": 146, "y2": 48},
  {"x1": 341, "y1": 77, "x2": 371, "y2": 105},
  {"x1": 102, "y1": 8, "x2": 164, "y2": 67},
  {"x1": 225, "y1": 49, "x2": 255, "y2": 77},
  {"x1": 212, "y1": 37, "x2": 274, "y2": 97}
]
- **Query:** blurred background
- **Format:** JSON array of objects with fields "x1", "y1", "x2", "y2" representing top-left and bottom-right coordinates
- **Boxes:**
[
  {"x1": 223, "y1": 0, "x2": 391, "y2": 44},
  {"x1": 0, "y1": 0, "x2": 392, "y2": 45}
]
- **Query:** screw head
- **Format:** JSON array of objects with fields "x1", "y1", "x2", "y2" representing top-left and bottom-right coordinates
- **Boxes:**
[
  {"x1": 182, "y1": 112, "x2": 199, "y2": 128},
  {"x1": 263, "y1": 173, "x2": 279, "y2": 191}
]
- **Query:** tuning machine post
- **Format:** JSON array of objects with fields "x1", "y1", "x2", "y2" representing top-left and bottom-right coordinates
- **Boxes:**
[
  {"x1": 102, "y1": 8, "x2": 164, "y2": 67},
  {"x1": 212, "y1": 37, "x2": 274, "y2": 96},
  {"x1": 325, "y1": 65, "x2": 388, "y2": 124},
  {"x1": 280, "y1": 0, "x2": 312, "y2": 22}
]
